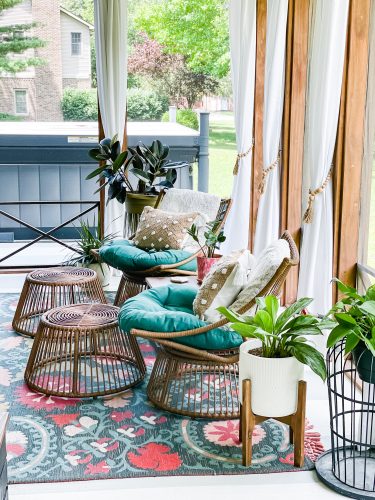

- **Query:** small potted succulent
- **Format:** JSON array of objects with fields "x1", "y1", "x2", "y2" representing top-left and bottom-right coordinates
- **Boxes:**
[
  {"x1": 326, "y1": 279, "x2": 375, "y2": 383},
  {"x1": 219, "y1": 296, "x2": 327, "y2": 417},
  {"x1": 87, "y1": 136, "x2": 189, "y2": 234},
  {"x1": 65, "y1": 219, "x2": 116, "y2": 289},
  {"x1": 187, "y1": 219, "x2": 226, "y2": 283}
]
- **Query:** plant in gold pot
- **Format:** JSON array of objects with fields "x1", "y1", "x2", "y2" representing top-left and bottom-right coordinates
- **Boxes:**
[
  {"x1": 87, "y1": 136, "x2": 188, "y2": 235},
  {"x1": 187, "y1": 219, "x2": 226, "y2": 283}
]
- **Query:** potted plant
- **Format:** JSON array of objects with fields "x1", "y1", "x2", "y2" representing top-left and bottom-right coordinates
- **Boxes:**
[
  {"x1": 326, "y1": 280, "x2": 375, "y2": 383},
  {"x1": 86, "y1": 136, "x2": 188, "y2": 234},
  {"x1": 187, "y1": 219, "x2": 226, "y2": 283},
  {"x1": 65, "y1": 219, "x2": 116, "y2": 289},
  {"x1": 219, "y1": 296, "x2": 327, "y2": 417}
]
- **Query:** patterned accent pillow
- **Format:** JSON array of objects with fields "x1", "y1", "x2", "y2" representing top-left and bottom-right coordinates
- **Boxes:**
[
  {"x1": 193, "y1": 250, "x2": 255, "y2": 323},
  {"x1": 133, "y1": 206, "x2": 199, "y2": 251},
  {"x1": 230, "y1": 239, "x2": 290, "y2": 313}
]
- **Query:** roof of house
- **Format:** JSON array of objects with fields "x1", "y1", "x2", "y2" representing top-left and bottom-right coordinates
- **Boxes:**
[{"x1": 59, "y1": 6, "x2": 94, "y2": 30}]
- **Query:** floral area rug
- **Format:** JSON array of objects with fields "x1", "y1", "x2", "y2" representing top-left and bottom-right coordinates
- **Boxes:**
[{"x1": 0, "y1": 294, "x2": 324, "y2": 483}]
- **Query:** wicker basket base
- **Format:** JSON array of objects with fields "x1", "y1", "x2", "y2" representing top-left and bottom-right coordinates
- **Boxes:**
[
  {"x1": 114, "y1": 272, "x2": 148, "y2": 306},
  {"x1": 147, "y1": 347, "x2": 240, "y2": 419},
  {"x1": 24, "y1": 303, "x2": 146, "y2": 398}
]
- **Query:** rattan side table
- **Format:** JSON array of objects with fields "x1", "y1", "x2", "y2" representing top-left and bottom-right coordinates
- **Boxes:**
[
  {"x1": 24, "y1": 303, "x2": 146, "y2": 398},
  {"x1": 12, "y1": 267, "x2": 106, "y2": 338}
]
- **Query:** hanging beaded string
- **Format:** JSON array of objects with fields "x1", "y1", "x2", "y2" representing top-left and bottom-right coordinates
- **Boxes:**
[
  {"x1": 303, "y1": 167, "x2": 333, "y2": 224},
  {"x1": 258, "y1": 150, "x2": 282, "y2": 195},
  {"x1": 233, "y1": 138, "x2": 255, "y2": 175}
]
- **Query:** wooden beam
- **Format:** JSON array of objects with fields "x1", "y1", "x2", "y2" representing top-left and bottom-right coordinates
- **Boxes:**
[
  {"x1": 249, "y1": 0, "x2": 267, "y2": 250},
  {"x1": 334, "y1": 0, "x2": 371, "y2": 291},
  {"x1": 280, "y1": 0, "x2": 310, "y2": 304}
]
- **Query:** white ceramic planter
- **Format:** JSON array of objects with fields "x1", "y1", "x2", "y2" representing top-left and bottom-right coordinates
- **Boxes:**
[
  {"x1": 87, "y1": 263, "x2": 112, "y2": 289},
  {"x1": 239, "y1": 339, "x2": 305, "y2": 417}
]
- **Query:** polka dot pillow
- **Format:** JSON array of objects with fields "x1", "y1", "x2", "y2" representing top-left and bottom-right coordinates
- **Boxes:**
[
  {"x1": 133, "y1": 206, "x2": 199, "y2": 251},
  {"x1": 193, "y1": 250, "x2": 256, "y2": 324}
]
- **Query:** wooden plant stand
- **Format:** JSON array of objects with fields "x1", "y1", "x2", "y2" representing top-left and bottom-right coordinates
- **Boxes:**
[{"x1": 240, "y1": 379, "x2": 306, "y2": 467}]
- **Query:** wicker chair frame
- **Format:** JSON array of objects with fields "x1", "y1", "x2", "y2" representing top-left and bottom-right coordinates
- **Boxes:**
[
  {"x1": 130, "y1": 231, "x2": 299, "y2": 419},
  {"x1": 92, "y1": 190, "x2": 232, "y2": 306}
]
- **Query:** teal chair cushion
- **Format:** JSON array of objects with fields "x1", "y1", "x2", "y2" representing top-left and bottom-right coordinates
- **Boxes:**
[
  {"x1": 99, "y1": 240, "x2": 197, "y2": 272},
  {"x1": 119, "y1": 285, "x2": 243, "y2": 350}
]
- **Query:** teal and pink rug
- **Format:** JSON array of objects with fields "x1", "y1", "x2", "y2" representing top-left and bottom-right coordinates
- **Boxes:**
[{"x1": 0, "y1": 293, "x2": 324, "y2": 483}]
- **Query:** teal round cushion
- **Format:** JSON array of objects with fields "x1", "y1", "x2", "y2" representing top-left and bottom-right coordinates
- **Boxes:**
[
  {"x1": 99, "y1": 240, "x2": 197, "y2": 272},
  {"x1": 119, "y1": 284, "x2": 242, "y2": 351}
]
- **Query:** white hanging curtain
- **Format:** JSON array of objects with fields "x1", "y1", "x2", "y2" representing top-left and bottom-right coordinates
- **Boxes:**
[
  {"x1": 298, "y1": 0, "x2": 349, "y2": 314},
  {"x1": 222, "y1": 0, "x2": 256, "y2": 254},
  {"x1": 94, "y1": 0, "x2": 128, "y2": 238},
  {"x1": 253, "y1": 0, "x2": 288, "y2": 257}
]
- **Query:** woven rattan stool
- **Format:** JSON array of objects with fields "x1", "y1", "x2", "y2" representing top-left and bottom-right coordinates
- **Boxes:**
[
  {"x1": 147, "y1": 346, "x2": 240, "y2": 419},
  {"x1": 24, "y1": 303, "x2": 146, "y2": 398},
  {"x1": 12, "y1": 267, "x2": 106, "y2": 338}
]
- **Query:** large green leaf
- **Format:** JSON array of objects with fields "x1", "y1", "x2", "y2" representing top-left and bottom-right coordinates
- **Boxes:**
[
  {"x1": 275, "y1": 297, "x2": 313, "y2": 333},
  {"x1": 344, "y1": 333, "x2": 360, "y2": 354},
  {"x1": 291, "y1": 343, "x2": 326, "y2": 381},
  {"x1": 335, "y1": 313, "x2": 357, "y2": 326},
  {"x1": 265, "y1": 295, "x2": 279, "y2": 323},
  {"x1": 130, "y1": 167, "x2": 151, "y2": 184},
  {"x1": 358, "y1": 301, "x2": 375, "y2": 317},
  {"x1": 253, "y1": 310, "x2": 273, "y2": 333},
  {"x1": 231, "y1": 323, "x2": 262, "y2": 340},
  {"x1": 112, "y1": 151, "x2": 129, "y2": 173},
  {"x1": 216, "y1": 307, "x2": 244, "y2": 323},
  {"x1": 284, "y1": 315, "x2": 318, "y2": 331},
  {"x1": 326, "y1": 324, "x2": 352, "y2": 348},
  {"x1": 85, "y1": 165, "x2": 107, "y2": 180}
]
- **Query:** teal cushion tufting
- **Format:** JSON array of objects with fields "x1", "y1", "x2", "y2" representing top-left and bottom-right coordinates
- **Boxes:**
[
  {"x1": 118, "y1": 285, "x2": 243, "y2": 350},
  {"x1": 99, "y1": 240, "x2": 197, "y2": 272}
]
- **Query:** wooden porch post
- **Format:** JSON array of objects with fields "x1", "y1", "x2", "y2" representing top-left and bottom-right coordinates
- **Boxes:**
[
  {"x1": 280, "y1": 0, "x2": 310, "y2": 304},
  {"x1": 333, "y1": 0, "x2": 371, "y2": 294}
]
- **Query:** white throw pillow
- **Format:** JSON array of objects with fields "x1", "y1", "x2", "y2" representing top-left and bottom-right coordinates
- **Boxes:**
[
  {"x1": 230, "y1": 238, "x2": 291, "y2": 312},
  {"x1": 193, "y1": 250, "x2": 256, "y2": 323}
]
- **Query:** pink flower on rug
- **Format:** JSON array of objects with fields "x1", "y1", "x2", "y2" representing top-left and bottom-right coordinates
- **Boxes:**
[
  {"x1": 84, "y1": 460, "x2": 111, "y2": 475},
  {"x1": 279, "y1": 452, "x2": 294, "y2": 465},
  {"x1": 204, "y1": 420, "x2": 241, "y2": 447},
  {"x1": 103, "y1": 391, "x2": 133, "y2": 408},
  {"x1": 90, "y1": 438, "x2": 119, "y2": 454},
  {"x1": 65, "y1": 450, "x2": 92, "y2": 467},
  {"x1": 6, "y1": 431, "x2": 27, "y2": 460},
  {"x1": 15, "y1": 384, "x2": 78, "y2": 411},
  {"x1": 47, "y1": 413, "x2": 80, "y2": 428},
  {"x1": 64, "y1": 416, "x2": 98, "y2": 437},
  {"x1": 110, "y1": 410, "x2": 133, "y2": 423},
  {"x1": 128, "y1": 443, "x2": 182, "y2": 471}
]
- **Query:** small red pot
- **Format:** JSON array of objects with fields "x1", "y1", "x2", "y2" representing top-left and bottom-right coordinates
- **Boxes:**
[{"x1": 197, "y1": 255, "x2": 221, "y2": 284}]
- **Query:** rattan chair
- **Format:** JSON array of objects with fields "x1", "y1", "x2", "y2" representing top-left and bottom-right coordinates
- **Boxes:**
[
  {"x1": 130, "y1": 231, "x2": 299, "y2": 420},
  {"x1": 93, "y1": 189, "x2": 232, "y2": 306}
]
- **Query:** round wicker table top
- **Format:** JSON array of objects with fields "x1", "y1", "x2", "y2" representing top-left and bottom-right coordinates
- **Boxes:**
[
  {"x1": 42, "y1": 303, "x2": 119, "y2": 330},
  {"x1": 27, "y1": 267, "x2": 98, "y2": 285}
]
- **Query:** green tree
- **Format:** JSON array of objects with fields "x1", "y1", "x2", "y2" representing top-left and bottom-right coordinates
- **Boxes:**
[
  {"x1": 134, "y1": 0, "x2": 230, "y2": 79},
  {"x1": 0, "y1": 0, "x2": 45, "y2": 73}
]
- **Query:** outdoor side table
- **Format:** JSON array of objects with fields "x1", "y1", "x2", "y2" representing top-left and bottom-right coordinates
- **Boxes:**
[
  {"x1": 24, "y1": 303, "x2": 146, "y2": 398},
  {"x1": 12, "y1": 267, "x2": 106, "y2": 338}
]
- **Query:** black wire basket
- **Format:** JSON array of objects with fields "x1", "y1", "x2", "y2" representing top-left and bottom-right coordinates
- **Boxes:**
[{"x1": 316, "y1": 340, "x2": 375, "y2": 499}]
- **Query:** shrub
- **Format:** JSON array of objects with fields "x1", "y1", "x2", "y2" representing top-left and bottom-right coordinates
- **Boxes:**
[
  {"x1": 61, "y1": 88, "x2": 98, "y2": 121},
  {"x1": 127, "y1": 88, "x2": 168, "y2": 121},
  {"x1": 0, "y1": 113, "x2": 22, "y2": 121},
  {"x1": 162, "y1": 108, "x2": 199, "y2": 130}
]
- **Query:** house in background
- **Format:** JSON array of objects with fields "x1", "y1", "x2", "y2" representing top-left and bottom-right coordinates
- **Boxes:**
[{"x1": 0, "y1": 0, "x2": 93, "y2": 121}]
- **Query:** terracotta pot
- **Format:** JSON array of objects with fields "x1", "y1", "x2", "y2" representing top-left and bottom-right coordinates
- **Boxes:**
[
  {"x1": 197, "y1": 255, "x2": 220, "y2": 284},
  {"x1": 125, "y1": 193, "x2": 158, "y2": 215},
  {"x1": 239, "y1": 339, "x2": 305, "y2": 417}
]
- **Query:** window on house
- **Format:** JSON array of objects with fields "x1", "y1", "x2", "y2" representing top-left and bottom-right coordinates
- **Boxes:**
[
  {"x1": 14, "y1": 90, "x2": 28, "y2": 115},
  {"x1": 71, "y1": 32, "x2": 82, "y2": 55}
]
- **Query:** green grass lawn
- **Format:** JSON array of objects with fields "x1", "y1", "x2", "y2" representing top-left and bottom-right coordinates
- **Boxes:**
[{"x1": 194, "y1": 112, "x2": 236, "y2": 199}]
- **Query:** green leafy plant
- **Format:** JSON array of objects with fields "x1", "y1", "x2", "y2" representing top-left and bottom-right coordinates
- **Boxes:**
[
  {"x1": 65, "y1": 218, "x2": 116, "y2": 268},
  {"x1": 218, "y1": 296, "x2": 328, "y2": 381},
  {"x1": 326, "y1": 279, "x2": 375, "y2": 356},
  {"x1": 86, "y1": 136, "x2": 188, "y2": 204},
  {"x1": 61, "y1": 88, "x2": 98, "y2": 121},
  {"x1": 127, "y1": 88, "x2": 169, "y2": 121},
  {"x1": 187, "y1": 219, "x2": 226, "y2": 258},
  {"x1": 162, "y1": 109, "x2": 199, "y2": 130}
]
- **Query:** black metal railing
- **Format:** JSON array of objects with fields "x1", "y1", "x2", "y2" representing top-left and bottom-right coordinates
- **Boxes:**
[{"x1": 0, "y1": 201, "x2": 100, "y2": 271}]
